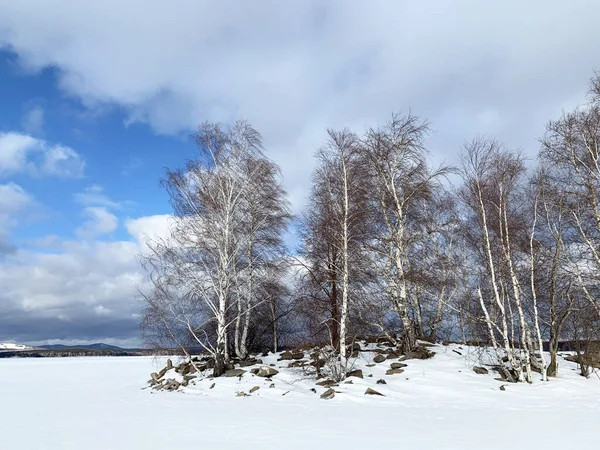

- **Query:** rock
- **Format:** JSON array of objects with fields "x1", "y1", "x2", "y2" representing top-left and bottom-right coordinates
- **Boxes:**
[
  {"x1": 473, "y1": 366, "x2": 489, "y2": 375},
  {"x1": 320, "y1": 388, "x2": 335, "y2": 400},
  {"x1": 499, "y1": 385, "x2": 506, "y2": 391},
  {"x1": 288, "y1": 360, "x2": 308, "y2": 368},
  {"x1": 249, "y1": 386, "x2": 260, "y2": 394},
  {"x1": 310, "y1": 388, "x2": 317, "y2": 393},
  {"x1": 346, "y1": 369, "x2": 363, "y2": 379},
  {"x1": 405, "y1": 346, "x2": 434, "y2": 360},
  {"x1": 386, "y1": 368, "x2": 405, "y2": 375},
  {"x1": 386, "y1": 352, "x2": 401, "y2": 360},
  {"x1": 166, "y1": 359, "x2": 173, "y2": 369},
  {"x1": 365, "y1": 388, "x2": 384, "y2": 396},
  {"x1": 390, "y1": 362, "x2": 407, "y2": 370},
  {"x1": 316, "y1": 379, "x2": 337, "y2": 387},
  {"x1": 158, "y1": 367, "x2": 167, "y2": 378},
  {"x1": 239, "y1": 358, "x2": 258, "y2": 367},
  {"x1": 223, "y1": 369, "x2": 246, "y2": 377},
  {"x1": 279, "y1": 351, "x2": 294, "y2": 361},
  {"x1": 256, "y1": 366, "x2": 279, "y2": 377},
  {"x1": 236, "y1": 392, "x2": 247, "y2": 397},
  {"x1": 150, "y1": 372, "x2": 160, "y2": 382},
  {"x1": 373, "y1": 354, "x2": 386, "y2": 363},
  {"x1": 291, "y1": 351, "x2": 305, "y2": 360},
  {"x1": 224, "y1": 363, "x2": 235, "y2": 371},
  {"x1": 376, "y1": 379, "x2": 387, "y2": 385},
  {"x1": 366, "y1": 363, "x2": 376, "y2": 367},
  {"x1": 344, "y1": 380, "x2": 353, "y2": 384},
  {"x1": 209, "y1": 383, "x2": 215, "y2": 389},
  {"x1": 269, "y1": 383, "x2": 275, "y2": 388}
]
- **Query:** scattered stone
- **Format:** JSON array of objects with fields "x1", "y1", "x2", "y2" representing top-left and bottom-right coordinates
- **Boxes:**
[
  {"x1": 249, "y1": 386, "x2": 260, "y2": 394},
  {"x1": 209, "y1": 383, "x2": 215, "y2": 389},
  {"x1": 256, "y1": 366, "x2": 279, "y2": 377},
  {"x1": 224, "y1": 363, "x2": 235, "y2": 371},
  {"x1": 158, "y1": 367, "x2": 167, "y2": 378},
  {"x1": 316, "y1": 379, "x2": 337, "y2": 387},
  {"x1": 279, "y1": 351, "x2": 294, "y2": 361},
  {"x1": 150, "y1": 372, "x2": 160, "y2": 382},
  {"x1": 386, "y1": 368, "x2": 405, "y2": 375},
  {"x1": 386, "y1": 352, "x2": 401, "y2": 360},
  {"x1": 365, "y1": 388, "x2": 384, "y2": 396},
  {"x1": 223, "y1": 369, "x2": 246, "y2": 377},
  {"x1": 390, "y1": 362, "x2": 407, "y2": 370},
  {"x1": 236, "y1": 391, "x2": 247, "y2": 397},
  {"x1": 373, "y1": 354, "x2": 386, "y2": 363},
  {"x1": 376, "y1": 379, "x2": 387, "y2": 385},
  {"x1": 500, "y1": 385, "x2": 506, "y2": 391},
  {"x1": 473, "y1": 366, "x2": 489, "y2": 375},
  {"x1": 166, "y1": 359, "x2": 173, "y2": 370},
  {"x1": 320, "y1": 388, "x2": 335, "y2": 400},
  {"x1": 344, "y1": 380, "x2": 353, "y2": 384},
  {"x1": 366, "y1": 364, "x2": 376, "y2": 367},
  {"x1": 404, "y1": 346, "x2": 434, "y2": 360},
  {"x1": 239, "y1": 358, "x2": 258, "y2": 367},
  {"x1": 269, "y1": 383, "x2": 275, "y2": 388},
  {"x1": 291, "y1": 351, "x2": 305, "y2": 360},
  {"x1": 310, "y1": 388, "x2": 317, "y2": 393},
  {"x1": 346, "y1": 369, "x2": 363, "y2": 379}
]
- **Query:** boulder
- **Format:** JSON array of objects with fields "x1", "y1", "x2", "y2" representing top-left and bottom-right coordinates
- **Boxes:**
[
  {"x1": 390, "y1": 362, "x2": 407, "y2": 370},
  {"x1": 386, "y1": 352, "x2": 401, "y2": 360},
  {"x1": 291, "y1": 351, "x2": 305, "y2": 360},
  {"x1": 279, "y1": 351, "x2": 294, "y2": 361},
  {"x1": 316, "y1": 379, "x2": 337, "y2": 387},
  {"x1": 249, "y1": 386, "x2": 260, "y2": 394},
  {"x1": 365, "y1": 388, "x2": 384, "y2": 396},
  {"x1": 223, "y1": 369, "x2": 246, "y2": 377},
  {"x1": 473, "y1": 366, "x2": 489, "y2": 375},
  {"x1": 346, "y1": 369, "x2": 363, "y2": 379},
  {"x1": 373, "y1": 354, "x2": 386, "y2": 363},
  {"x1": 158, "y1": 367, "x2": 167, "y2": 378},
  {"x1": 386, "y1": 368, "x2": 405, "y2": 375},
  {"x1": 320, "y1": 388, "x2": 335, "y2": 400},
  {"x1": 166, "y1": 359, "x2": 173, "y2": 369},
  {"x1": 256, "y1": 366, "x2": 279, "y2": 377}
]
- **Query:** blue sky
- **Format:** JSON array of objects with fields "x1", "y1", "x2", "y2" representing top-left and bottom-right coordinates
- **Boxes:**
[{"x1": 0, "y1": 1, "x2": 599, "y2": 346}]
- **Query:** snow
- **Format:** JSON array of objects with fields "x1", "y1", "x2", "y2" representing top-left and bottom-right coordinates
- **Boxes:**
[
  {"x1": 0, "y1": 342, "x2": 33, "y2": 350},
  {"x1": 1, "y1": 343, "x2": 599, "y2": 449}
]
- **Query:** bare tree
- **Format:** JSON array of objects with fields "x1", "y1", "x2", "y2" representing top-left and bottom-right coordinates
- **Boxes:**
[{"x1": 362, "y1": 112, "x2": 449, "y2": 352}]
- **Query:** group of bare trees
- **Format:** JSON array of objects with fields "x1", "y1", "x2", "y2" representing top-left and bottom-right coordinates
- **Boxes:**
[{"x1": 140, "y1": 73, "x2": 600, "y2": 381}]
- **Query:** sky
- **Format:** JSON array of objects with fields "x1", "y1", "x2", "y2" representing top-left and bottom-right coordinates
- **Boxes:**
[{"x1": 0, "y1": 1, "x2": 599, "y2": 347}]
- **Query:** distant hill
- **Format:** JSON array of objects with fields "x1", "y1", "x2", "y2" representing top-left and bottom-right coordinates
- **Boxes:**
[{"x1": 39, "y1": 343, "x2": 128, "y2": 351}]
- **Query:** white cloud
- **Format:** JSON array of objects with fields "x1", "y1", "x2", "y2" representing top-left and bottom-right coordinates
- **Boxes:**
[
  {"x1": 1, "y1": 1, "x2": 599, "y2": 211},
  {"x1": 0, "y1": 214, "x2": 169, "y2": 344},
  {"x1": 76, "y1": 206, "x2": 119, "y2": 239},
  {"x1": 0, "y1": 182, "x2": 36, "y2": 254},
  {"x1": 0, "y1": 132, "x2": 85, "y2": 178},
  {"x1": 21, "y1": 104, "x2": 44, "y2": 135},
  {"x1": 74, "y1": 185, "x2": 123, "y2": 209}
]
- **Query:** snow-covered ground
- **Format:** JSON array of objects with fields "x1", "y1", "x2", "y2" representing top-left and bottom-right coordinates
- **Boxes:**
[{"x1": 1, "y1": 343, "x2": 599, "y2": 449}]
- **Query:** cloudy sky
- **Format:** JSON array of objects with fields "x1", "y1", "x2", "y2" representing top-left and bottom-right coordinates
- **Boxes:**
[{"x1": 0, "y1": 1, "x2": 599, "y2": 346}]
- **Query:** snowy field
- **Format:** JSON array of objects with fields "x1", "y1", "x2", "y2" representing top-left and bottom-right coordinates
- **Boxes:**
[{"x1": 1, "y1": 344, "x2": 599, "y2": 449}]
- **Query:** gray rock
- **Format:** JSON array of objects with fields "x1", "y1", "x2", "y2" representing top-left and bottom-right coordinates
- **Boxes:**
[
  {"x1": 373, "y1": 354, "x2": 386, "y2": 363},
  {"x1": 473, "y1": 366, "x2": 489, "y2": 375},
  {"x1": 223, "y1": 369, "x2": 246, "y2": 377},
  {"x1": 376, "y1": 379, "x2": 387, "y2": 385},
  {"x1": 249, "y1": 386, "x2": 260, "y2": 393},
  {"x1": 256, "y1": 366, "x2": 279, "y2": 377},
  {"x1": 346, "y1": 369, "x2": 363, "y2": 379},
  {"x1": 320, "y1": 388, "x2": 335, "y2": 400},
  {"x1": 390, "y1": 362, "x2": 408, "y2": 370},
  {"x1": 386, "y1": 368, "x2": 405, "y2": 375},
  {"x1": 365, "y1": 388, "x2": 384, "y2": 396},
  {"x1": 166, "y1": 359, "x2": 173, "y2": 369}
]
